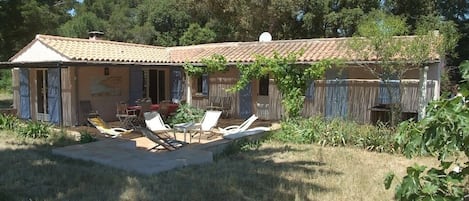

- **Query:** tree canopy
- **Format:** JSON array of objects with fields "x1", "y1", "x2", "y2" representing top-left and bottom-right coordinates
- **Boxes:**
[{"x1": 0, "y1": 0, "x2": 468, "y2": 69}]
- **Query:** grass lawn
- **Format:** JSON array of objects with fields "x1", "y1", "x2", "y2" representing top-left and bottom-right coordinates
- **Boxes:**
[{"x1": 0, "y1": 130, "x2": 438, "y2": 201}]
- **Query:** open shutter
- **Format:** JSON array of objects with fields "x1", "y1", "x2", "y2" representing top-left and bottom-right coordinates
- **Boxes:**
[
  {"x1": 129, "y1": 67, "x2": 143, "y2": 105},
  {"x1": 170, "y1": 69, "x2": 183, "y2": 102},
  {"x1": 378, "y1": 80, "x2": 400, "y2": 104},
  {"x1": 305, "y1": 80, "x2": 314, "y2": 100},
  {"x1": 19, "y1": 68, "x2": 30, "y2": 119},
  {"x1": 47, "y1": 68, "x2": 60, "y2": 124},
  {"x1": 239, "y1": 82, "x2": 252, "y2": 119},
  {"x1": 202, "y1": 73, "x2": 208, "y2": 96}
]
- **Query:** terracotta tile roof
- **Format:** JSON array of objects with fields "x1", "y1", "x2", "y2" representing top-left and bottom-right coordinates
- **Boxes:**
[
  {"x1": 168, "y1": 38, "x2": 354, "y2": 63},
  {"x1": 35, "y1": 34, "x2": 168, "y2": 63},
  {"x1": 169, "y1": 37, "x2": 440, "y2": 64},
  {"x1": 10, "y1": 34, "x2": 440, "y2": 64}
]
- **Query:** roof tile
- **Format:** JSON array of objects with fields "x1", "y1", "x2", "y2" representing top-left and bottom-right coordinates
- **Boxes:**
[{"x1": 15, "y1": 34, "x2": 439, "y2": 64}]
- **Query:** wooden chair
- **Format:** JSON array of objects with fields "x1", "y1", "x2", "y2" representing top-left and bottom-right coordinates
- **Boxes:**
[
  {"x1": 116, "y1": 102, "x2": 138, "y2": 129},
  {"x1": 158, "y1": 100, "x2": 172, "y2": 120},
  {"x1": 221, "y1": 96, "x2": 232, "y2": 118}
]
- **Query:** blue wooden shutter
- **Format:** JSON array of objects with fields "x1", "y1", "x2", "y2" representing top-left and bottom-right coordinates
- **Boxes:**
[
  {"x1": 19, "y1": 68, "x2": 31, "y2": 119},
  {"x1": 202, "y1": 73, "x2": 208, "y2": 96},
  {"x1": 129, "y1": 67, "x2": 143, "y2": 105},
  {"x1": 170, "y1": 69, "x2": 183, "y2": 102},
  {"x1": 378, "y1": 80, "x2": 400, "y2": 104},
  {"x1": 325, "y1": 79, "x2": 348, "y2": 119},
  {"x1": 305, "y1": 80, "x2": 314, "y2": 100},
  {"x1": 239, "y1": 82, "x2": 252, "y2": 119},
  {"x1": 47, "y1": 68, "x2": 60, "y2": 124},
  {"x1": 324, "y1": 69, "x2": 348, "y2": 119}
]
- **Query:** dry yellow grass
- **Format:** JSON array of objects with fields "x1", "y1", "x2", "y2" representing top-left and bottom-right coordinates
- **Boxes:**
[{"x1": 0, "y1": 131, "x2": 439, "y2": 201}]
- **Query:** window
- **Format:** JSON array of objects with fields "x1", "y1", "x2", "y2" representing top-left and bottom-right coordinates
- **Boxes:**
[
  {"x1": 259, "y1": 76, "x2": 269, "y2": 96},
  {"x1": 196, "y1": 74, "x2": 208, "y2": 96}
]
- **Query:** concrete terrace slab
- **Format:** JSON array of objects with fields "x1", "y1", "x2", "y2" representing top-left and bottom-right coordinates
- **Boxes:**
[{"x1": 52, "y1": 139, "x2": 213, "y2": 175}]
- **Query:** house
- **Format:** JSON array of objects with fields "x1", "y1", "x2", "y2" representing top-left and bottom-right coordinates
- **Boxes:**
[{"x1": 0, "y1": 34, "x2": 443, "y2": 126}]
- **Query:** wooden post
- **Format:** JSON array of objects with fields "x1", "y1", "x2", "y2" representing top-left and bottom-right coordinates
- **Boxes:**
[
  {"x1": 185, "y1": 72, "x2": 192, "y2": 105},
  {"x1": 418, "y1": 65, "x2": 428, "y2": 121}
]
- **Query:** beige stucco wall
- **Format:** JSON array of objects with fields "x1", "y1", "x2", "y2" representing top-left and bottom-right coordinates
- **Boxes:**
[{"x1": 77, "y1": 66, "x2": 130, "y2": 121}]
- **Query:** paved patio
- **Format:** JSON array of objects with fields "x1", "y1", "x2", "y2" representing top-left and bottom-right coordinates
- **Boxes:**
[
  {"x1": 52, "y1": 118, "x2": 277, "y2": 175},
  {"x1": 52, "y1": 138, "x2": 217, "y2": 175}
]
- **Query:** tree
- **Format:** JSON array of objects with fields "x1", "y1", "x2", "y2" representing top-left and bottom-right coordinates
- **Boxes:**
[
  {"x1": 179, "y1": 23, "x2": 216, "y2": 45},
  {"x1": 0, "y1": 0, "x2": 72, "y2": 60},
  {"x1": 348, "y1": 10, "x2": 458, "y2": 125},
  {"x1": 385, "y1": 61, "x2": 469, "y2": 200}
]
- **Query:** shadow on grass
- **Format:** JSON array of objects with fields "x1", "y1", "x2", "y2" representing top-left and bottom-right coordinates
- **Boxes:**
[
  {"x1": 149, "y1": 145, "x2": 341, "y2": 201},
  {"x1": 0, "y1": 134, "x2": 142, "y2": 201},
  {"x1": 0, "y1": 135, "x2": 341, "y2": 201}
]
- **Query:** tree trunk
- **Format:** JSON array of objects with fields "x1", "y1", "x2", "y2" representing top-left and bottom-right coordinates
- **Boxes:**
[
  {"x1": 185, "y1": 72, "x2": 192, "y2": 105},
  {"x1": 418, "y1": 66, "x2": 429, "y2": 121}
]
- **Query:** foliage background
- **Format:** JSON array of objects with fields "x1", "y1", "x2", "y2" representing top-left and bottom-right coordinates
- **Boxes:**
[{"x1": 0, "y1": 0, "x2": 468, "y2": 75}]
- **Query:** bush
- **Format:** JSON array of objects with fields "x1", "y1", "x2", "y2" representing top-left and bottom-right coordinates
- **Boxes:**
[
  {"x1": 0, "y1": 70, "x2": 12, "y2": 93},
  {"x1": 168, "y1": 103, "x2": 204, "y2": 125},
  {"x1": 273, "y1": 116, "x2": 396, "y2": 153},
  {"x1": 79, "y1": 131, "x2": 96, "y2": 143},
  {"x1": 17, "y1": 121, "x2": 51, "y2": 139},
  {"x1": 0, "y1": 113, "x2": 19, "y2": 130}
]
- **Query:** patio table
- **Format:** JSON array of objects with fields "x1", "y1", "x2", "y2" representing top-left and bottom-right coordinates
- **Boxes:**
[
  {"x1": 174, "y1": 122, "x2": 195, "y2": 143},
  {"x1": 128, "y1": 104, "x2": 179, "y2": 114}
]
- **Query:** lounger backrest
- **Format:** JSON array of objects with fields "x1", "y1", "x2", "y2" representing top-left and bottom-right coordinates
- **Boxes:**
[
  {"x1": 238, "y1": 114, "x2": 258, "y2": 131},
  {"x1": 200, "y1": 110, "x2": 222, "y2": 131},
  {"x1": 87, "y1": 116, "x2": 110, "y2": 129},
  {"x1": 144, "y1": 111, "x2": 170, "y2": 131}
]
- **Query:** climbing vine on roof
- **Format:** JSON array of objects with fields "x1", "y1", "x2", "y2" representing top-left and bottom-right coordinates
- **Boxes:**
[{"x1": 183, "y1": 54, "x2": 228, "y2": 76}]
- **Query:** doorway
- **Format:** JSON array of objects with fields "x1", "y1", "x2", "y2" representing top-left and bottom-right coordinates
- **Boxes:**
[
  {"x1": 36, "y1": 69, "x2": 49, "y2": 121},
  {"x1": 256, "y1": 76, "x2": 270, "y2": 120},
  {"x1": 143, "y1": 69, "x2": 168, "y2": 103}
]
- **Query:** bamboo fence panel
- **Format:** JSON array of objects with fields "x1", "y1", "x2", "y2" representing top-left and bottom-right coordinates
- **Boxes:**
[
  {"x1": 191, "y1": 78, "x2": 437, "y2": 123},
  {"x1": 346, "y1": 80, "x2": 380, "y2": 123},
  {"x1": 268, "y1": 79, "x2": 283, "y2": 120},
  {"x1": 208, "y1": 77, "x2": 238, "y2": 116}
]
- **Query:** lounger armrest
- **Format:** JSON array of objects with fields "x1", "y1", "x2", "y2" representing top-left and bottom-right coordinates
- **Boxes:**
[{"x1": 222, "y1": 125, "x2": 240, "y2": 131}]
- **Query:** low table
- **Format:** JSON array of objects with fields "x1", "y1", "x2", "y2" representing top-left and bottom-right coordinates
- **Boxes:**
[{"x1": 174, "y1": 122, "x2": 195, "y2": 143}]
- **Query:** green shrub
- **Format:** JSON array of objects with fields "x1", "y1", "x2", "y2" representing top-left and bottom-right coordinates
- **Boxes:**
[
  {"x1": 0, "y1": 70, "x2": 12, "y2": 93},
  {"x1": 0, "y1": 113, "x2": 19, "y2": 130},
  {"x1": 168, "y1": 103, "x2": 204, "y2": 125},
  {"x1": 79, "y1": 131, "x2": 96, "y2": 143},
  {"x1": 273, "y1": 116, "x2": 396, "y2": 153},
  {"x1": 353, "y1": 122, "x2": 396, "y2": 153},
  {"x1": 17, "y1": 121, "x2": 51, "y2": 139}
]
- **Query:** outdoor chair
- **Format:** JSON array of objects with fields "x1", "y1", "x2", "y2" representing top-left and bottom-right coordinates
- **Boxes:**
[
  {"x1": 116, "y1": 101, "x2": 138, "y2": 129},
  {"x1": 139, "y1": 127, "x2": 185, "y2": 151},
  {"x1": 218, "y1": 114, "x2": 258, "y2": 136},
  {"x1": 135, "y1": 98, "x2": 152, "y2": 126},
  {"x1": 88, "y1": 116, "x2": 133, "y2": 138},
  {"x1": 79, "y1": 100, "x2": 99, "y2": 125},
  {"x1": 158, "y1": 100, "x2": 173, "y2": 120},
  {"x1": 144, "y1": 111, "x2": 174, "y2": 139},
  {"x1": 221, "y1": 96, "x2": 233, "y2": 118},
  {"x1": 189, "y1": 110, "x2": 222, "y2": 143}
]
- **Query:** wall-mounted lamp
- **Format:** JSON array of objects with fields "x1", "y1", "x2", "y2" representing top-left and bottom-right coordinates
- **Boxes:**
[{"x1": 104, "y1": 67, "x2": 110, "y2": 76}]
